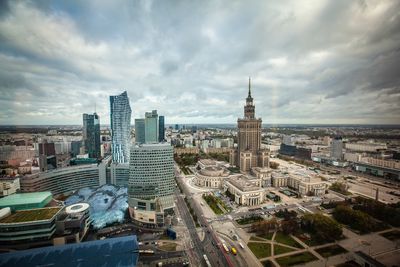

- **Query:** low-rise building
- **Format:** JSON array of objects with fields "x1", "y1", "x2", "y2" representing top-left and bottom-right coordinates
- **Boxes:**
[
  {"x1": 271, "y1": 171, "x2": 327, "y2": 196},
  {"x1": 0, "y1": 177, "x2": 20, "y2": 197},
  {"x1": 0, "y1": 191, "x2": 52, "y2": 211},
  {"x1": 224, "y1": 175, "x2": 264, "y2": 206}
]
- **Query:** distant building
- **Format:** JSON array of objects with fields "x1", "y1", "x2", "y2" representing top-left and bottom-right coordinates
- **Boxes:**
[
  {"x1": 82, "y1": 113, "x2": 101, "y2": 159},
  {"x1": 70, "y1": 141, "x2": 82, "y2": 157},
  {"x1": 191, "y1": 125, "x2": 197, "y2": 133},
  {"x1": 134, "y1": 118, "x2": 145, "y2": 144},
  {"x1": 230, "y1": 78, "x2": 269, "y2": 172},
  {"x1": 194, "y1": 159, "x2": 231, "y2": 189},
  {"x1": 128, "y1": 143, "x2": 175, "y2": 227},
  {"x1": 175, "y1": 124, "x2": 179, "y2": 130},
  {"x1": 158, "y1": 115, "x2": 165, "y2": 142},
  {"x1": 271, "y1": 172, "x2": 326, "y2": 196},
  {"x1": 145, "y1": 110, "x2": 158, "y2": 143},
  {"x1": 39, "y1": 142, "x2": 56, "y2": 156},
  {"x1": 0, "y1": 177, "x2": 20, "y2": 197},
  {"x1": 110, "y1": 91, "x2": 132, "y2": 163},
  {"x1": 331, "y1": 137, "x2": 343, "y2": 160}
]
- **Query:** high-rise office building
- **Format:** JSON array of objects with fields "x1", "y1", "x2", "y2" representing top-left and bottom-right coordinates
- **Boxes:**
[
  {"x1": 82, "y1": 113, "x2": 101, "y2": 159},
  {"x1": 145, "y1": 110, "x2": 158, "y2": 143},
  {"x1": 70, "y1": 141, "x2": 82, "y2": 157},
  {"x1": 158, "y1": 116, "x2": 165, "y2": 142},
  {"x1": 331, "y1": 137, "x2": 343, "y2": 160},
  {"x1": 135, "y1": 119, "x2": 145, "y2": 144},
  {"x1": 38, "y1": 142, "x2": 56, "y2": 156},
  {"x1": 128, "y1": 143, "x2": 175, "y2": 227},
  {"x1": 110, "y1": 91, "x2": 132, "y2": 163},
  {"x1": 230, "y1": 78, "x2": 269, "y2": 172}
]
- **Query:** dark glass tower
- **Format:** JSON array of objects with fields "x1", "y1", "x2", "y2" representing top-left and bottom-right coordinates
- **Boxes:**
[
  {"x1": 158, "y1": 116, "x2": 165, "y2": 142},
  {"x1": 82, "y1": 113, "x2": 101, "y2": 159}
]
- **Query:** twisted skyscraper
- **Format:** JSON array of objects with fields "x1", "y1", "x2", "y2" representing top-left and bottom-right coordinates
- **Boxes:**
[{"x1": 110, "y1": 91, "x2": 132, "y2": 163}]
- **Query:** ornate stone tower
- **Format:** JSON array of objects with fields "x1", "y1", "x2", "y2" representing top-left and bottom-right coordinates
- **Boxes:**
[{"x1": 230, "y1": 78, "x2": 269, "y2": 173}]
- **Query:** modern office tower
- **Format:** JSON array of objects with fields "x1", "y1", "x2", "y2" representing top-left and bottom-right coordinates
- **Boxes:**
[
  {"x1": 71, "y1": 141, "x2": 82, "y2": 157},
  {"x1": 82, "y1": 113, "x2": 101, "y2": 159},
  {"x1": 110, "y1": 91, "x2": 132, "y2": 163},
  {"x1": 191, "y1": 125, "x2": 197, "y2": 133},
  {"x1": 134, "y1": 119, "x2": 145, "y2": 144},
  {"x1": 331, "y1": 136, "x2": 344, "y2": 160},
  {"x1": 38, "y1": 142, "x2": 56, "y2": 156},
  {"x1": 158, "y1": 116, "x2": 165, "y2": 142},
  {"x1": 174, "y1": 124, "x2": 179, "y2": 130},
  {"x1": 145, "y1": 110, "x2": 158, "y2": 143},
  {"x1": 230, "y1": 78, "x2": 269, "y2": 172},
  {"x1": 128, "y1": 143, "x2": 175, "y2": 227}
]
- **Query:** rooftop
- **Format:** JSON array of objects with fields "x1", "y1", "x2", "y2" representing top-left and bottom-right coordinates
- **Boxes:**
[
  {"x1": 0, "y1": 207, "x2": 61, "y2": 223},
  {"x1": 0, "y1": 192, "x2": 52, "y2": 207}
]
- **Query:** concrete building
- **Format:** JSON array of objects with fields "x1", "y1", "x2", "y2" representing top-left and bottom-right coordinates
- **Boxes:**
[
  {"x1": 0, "y1": 191, "x2": 52, "y2": 211},
  {"x1": 331, "y1": 136, "x2": 343, "y2": 160},
  {"x1": 345, "y1": 142, "x2": 387, "y2": 152},
  {"x1": 194, "y1": 159, "x2": 231, "y2": 189},
  {"x1": 145, "y1": 110, "x2": 159, "y2": 143},
  {"x1": 110, "y1": 162, "x2": 129, "y2": 187},
  {"x1": 82, "y1": 113, "x2": 101, "y2": 159},
  {"x1": 134, "y1": 118, "x2": 145, "y2": 144},
  {"x1": 230, "y1": 78, "x2": 269, "y2": 172},
  {"x1": 0, "y1": 145, "x2": 36, "y2": 165},
  {"x1": 0, "y1": 177, "x2": 20, "y2": 197},
  {"x1": 224, "y1": 175, "x2": 264, "y2": 206},
  {"x1": 110, "y1": 91, "x2": 132, "y2": 163},
  {"x1": 271, "y1": 172, "x2": 327, "y2": 196},
  {"x1": 128, "y1": 143, "x2": 175, "y2": 227}
]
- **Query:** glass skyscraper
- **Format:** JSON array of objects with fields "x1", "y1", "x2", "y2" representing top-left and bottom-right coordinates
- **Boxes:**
[
  {"x1": 158, "y1": 115, "x2": 165, "y2": 142},
  {"x1": 134, "y1": 119, "x2": 145, "y2": 144},
  {"x1": 82, "y1": 113, "x2": 101, "y2": 159},
  {"x1": 144, "y1": 110, "x2": 158, "y2": 143},
  {"x1": 110, "y1": 91, "x2": 132, "y2": 163}
]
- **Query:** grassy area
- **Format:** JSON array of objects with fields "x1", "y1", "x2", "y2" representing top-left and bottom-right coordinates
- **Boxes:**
[
  {"x1": 295, "y1": 231, "x2": 330, "y2": 246},
  {"x1": 276, "y1": 252, "x2": 318, "y2": 266},
  {"x1": 0, "y1": 207, "x2": 61, "y2": 223},
  {"x1": 248, "y1": 242, "x2": 271, "y2": 259},
  {"x1": 274, "y1": 232, "x2": 303, "y2": 248},
  {"x1": 236, "y1": 215, "x2": 263, "y2": 225},
  {"x1": 203, "y1": 194, "x2": 224, "y2": 215},
  {"x1": 274, "y1": 245, "x2": 295, "y2": 256},
  {"x1": 257, "y1": 232, "x2": 274, "y2": 240},
  {"x1": 250, "y1": 236, "x2": 266, "y2": 241},
  {"x1": 315, "y1": 244, "x2": 347, "y2": 258},
  {"x1": 158, "y1": 242, "x2": 177, "y2": 251},
  {"x1": 380, "y1": 230, "x2": 400, "y2": 241}
]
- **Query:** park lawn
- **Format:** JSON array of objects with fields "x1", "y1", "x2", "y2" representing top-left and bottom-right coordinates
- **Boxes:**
[
  {"x1": 236, "y1": 215, "x2": 263, "y2": 225},
  {"x1": 248, "y1": 242, "x2": 271, "y2": 259},
  {"x1": 158, "y1": 242, "x2": 177, "y2": 251},
  {"x1": 203, "y1": 195, "x2": 224, "y2": 215},
  {"x1": 250, "y1": 236, "x2": 267, "y2": 241},
  {"x1": 276, "y1": 252, "x2": 318, "y2": 267},
  {"x1": 274, "y1": 244, "x2": 295, "y2": 256},
  {"x1": 380, "y1": 230, "x2": 400, "y2": 241},
  {"x1": 315, "y1": 244, "x2": 347, "y2": 258},
  {"x1": 274, "y1": 232, "x2": 303, "y2": 248},
  {"x1": 257, "y1": 231, "x2": 274, "y2": 240},
  {"x1": 295, "y1": 232, "x2": 330, "y2": 246}
]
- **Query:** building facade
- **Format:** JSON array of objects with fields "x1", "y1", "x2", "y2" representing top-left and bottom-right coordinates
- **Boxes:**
[
  {"x1": 159, "y1": 115, "x2": 165, "y2": 142},
  {"x1": 128, "y1": 143, "x2": 175, "y2": 227},
  {"x1": 144, "y1": 110, "x2": 158, "y2": 143},
  {"x1": 110, "y1": 91, "x2": 132, "y2": 163},
  {"x1": 134, "y1": 119, "x2": 145, "y2": 144},
  {"x1": 82, "y1": 113, "x2": 101, "y2": 159},
  {"x1": 224, "y1": 175, "x2": 264, "y2": 206},
  {"x1": 110, "y1": 162, "x2": 130, "y2": 187},
  {"x1": 331, "y1": 137, "x2": 343, "y2": 160},
  {"x1": 230, "y1": 78, "x2": 269, "y2": 172}
]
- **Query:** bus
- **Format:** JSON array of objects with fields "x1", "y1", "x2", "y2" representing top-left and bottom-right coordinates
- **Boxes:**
[
  {"x1": 222, "y1": 243, "x2": 229, "y2": 253},
  {"x1": 231, "y1": 247, "x2": 237, "y2": 255},
  {"x1": 203, "y1": 254, "x2": 212, "y2": 267}
]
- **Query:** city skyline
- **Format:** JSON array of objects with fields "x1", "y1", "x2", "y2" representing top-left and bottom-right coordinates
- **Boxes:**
[{"x1": 1, "y1": 1, "x2": 400, "y2": 125}]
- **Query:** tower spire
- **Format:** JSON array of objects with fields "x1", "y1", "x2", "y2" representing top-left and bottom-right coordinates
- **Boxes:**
[{"x1": 248, "y1": 77, "x2": 251, "y2": 97}]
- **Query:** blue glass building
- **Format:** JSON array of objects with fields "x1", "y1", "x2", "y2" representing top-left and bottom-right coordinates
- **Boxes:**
[
  {"x1": 134, "y1": 118, "x2": 145, "y2": 144},
  {"x1": 110, "y1": 91, "x2": 132, "y2": 163},
  {"x1": 82, "y1": 113, "x2": 101, "y2": 159},
  {"x1": 158, "y1": 115, "x2": 165, "y2": 142}
]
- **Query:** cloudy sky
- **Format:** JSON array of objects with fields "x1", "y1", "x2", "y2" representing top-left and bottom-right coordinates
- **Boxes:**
[{"x1": 0, "y1": 0, "x2": 399, "y2": 125}]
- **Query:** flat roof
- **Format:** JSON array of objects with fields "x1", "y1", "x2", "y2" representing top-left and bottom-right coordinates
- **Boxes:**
[
  {"x1": 0, "y1": 207, "x2": 61, "y2": 224},
  {"x1": 0, "y1": 235, "x2": 139, "y2": 267},
  {"x1": 0, "y1": 192, "x2": 52, "y2": 207}
]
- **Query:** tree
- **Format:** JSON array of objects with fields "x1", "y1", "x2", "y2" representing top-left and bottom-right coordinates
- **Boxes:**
[
  {"x1": 301, "y1": 213, "x2": 342, "y2": 241},
  {"x1": 281, "y1": 218, "x2": 299, "y2": 235},
  {"x1": 270, "y1": 161, "x2": 280, "y2": 169},
  {"x1": 329, "y1": 182, "x2": 349, "y2": 195}
]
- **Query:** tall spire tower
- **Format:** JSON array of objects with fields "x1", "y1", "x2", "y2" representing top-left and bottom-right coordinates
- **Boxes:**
[{"x1": 230, "y1": 78, "x2": 269, "y2": 173}]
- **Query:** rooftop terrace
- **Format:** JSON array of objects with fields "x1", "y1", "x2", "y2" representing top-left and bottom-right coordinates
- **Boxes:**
[{"x1": 0, "y1": 207, "x2": 61, "y2": 224}]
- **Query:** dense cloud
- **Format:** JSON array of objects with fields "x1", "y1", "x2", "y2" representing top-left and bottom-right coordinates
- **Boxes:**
[{"x1": 0, "y1": 0, "x2": 399, "y2": 125}]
